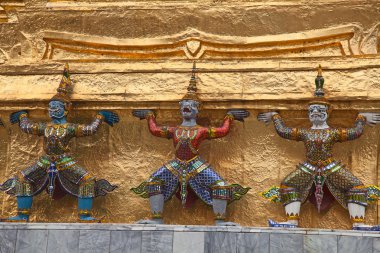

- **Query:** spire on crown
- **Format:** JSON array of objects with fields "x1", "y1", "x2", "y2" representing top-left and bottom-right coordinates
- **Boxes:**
[
  {"x1": 50, "y1": 63, "x2": 74, "y2": 110},
  {"x1": 182, "y1": 61, "x2": 200, "y2": 101},
  {"x1": 309, "y1": 64, "x2": 330, "y2": 108},
  {"x1": 314, "y1": 64, "x2": 325, "y2": 97}
]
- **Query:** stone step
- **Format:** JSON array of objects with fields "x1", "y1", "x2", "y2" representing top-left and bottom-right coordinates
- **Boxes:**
[{"x1": 0, "y1": 223, "x2": 379, "y2": 253}]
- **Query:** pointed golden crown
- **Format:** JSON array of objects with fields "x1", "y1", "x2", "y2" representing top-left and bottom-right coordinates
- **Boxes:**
[
  {"x1": 51, "y1": 63, "x2": 73, "y2": 109},
  {"x1": 182, "y1": 62, "x2": 200, "y2": 101}
]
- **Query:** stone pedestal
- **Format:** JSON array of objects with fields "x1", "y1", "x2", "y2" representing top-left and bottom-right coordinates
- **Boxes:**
[{"x1": 0, "y1": 223, "x2": 380, "y2": 253}]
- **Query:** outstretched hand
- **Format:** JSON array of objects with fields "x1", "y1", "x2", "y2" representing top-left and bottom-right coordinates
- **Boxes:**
[
  {"x1": 10, "y1": 110, "x2": 28, "y2": 125},
  {"x1": 257, "y1": 112, "x2": 278, "y2": 125},
  {"x1": 359, "y1": 112, "x2": 380, "y2": 126},
  {"x1": 98, "y1": 110, "x2": 119, "y2": 127},
  {"x1": 132, "y1": 109, "x2": 154, "y2": 120},
  {"x1": 227, "y1": 109, "x2": 250, "y2": 122}
]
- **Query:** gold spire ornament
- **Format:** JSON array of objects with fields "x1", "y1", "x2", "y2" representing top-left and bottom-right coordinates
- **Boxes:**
[
  {"x1": 314, "y1": 64, "x2": 325, "y2": 97},
  {"x1": 182, "y1": 62, "x2": 200, "y2": 102},
  {"x1": 51, "y1": 63, "x2": 74, "y2": 110},
  {"x1": 309, "y1": 64, "x2": 331, "y2": 109}
]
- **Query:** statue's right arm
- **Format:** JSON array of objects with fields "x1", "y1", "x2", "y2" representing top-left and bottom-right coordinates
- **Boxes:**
[
  {"x1": 132, "y1": 109, "x2": 174, "y2": 139},
  {"x1": 257, "y1": 112, "x2": 303, "y2": 141},
  {"x1": 10, "y1": 111, "x2": 46, "y2": 136}
]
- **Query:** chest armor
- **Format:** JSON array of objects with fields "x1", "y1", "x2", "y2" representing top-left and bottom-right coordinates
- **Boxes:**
[
  {"x1": 44, "y1": 124, "x2": 70, "y2": 154},
  {"x1": 175, "y1": 128, "x2": 199, "y2": 155},
  {"x1": 305, "y1": 130, "x2": 334, "y2": 162}
]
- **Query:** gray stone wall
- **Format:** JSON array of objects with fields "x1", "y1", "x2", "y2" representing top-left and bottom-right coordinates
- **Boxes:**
[{"x1": 0, "y1": 223, "x2": 379, "y2": 253}]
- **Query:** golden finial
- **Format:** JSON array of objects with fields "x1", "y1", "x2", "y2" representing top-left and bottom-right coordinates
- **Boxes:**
[
  {"x1": 51, "y1": 63, "x2": 74, "y2": 110},
  {"x1": 314, "y1": 64, "x2": 325, "y2": 97},
  {"x1": 182, "y1": 61, "x2": 199, "y2": 101},
  {"x1": 317, "y1": 64, "x2": 322, "y2": 77}
]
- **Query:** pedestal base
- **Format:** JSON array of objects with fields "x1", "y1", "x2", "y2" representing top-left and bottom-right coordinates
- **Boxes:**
[{"x1": 0, "y1": 223, "x2": 379, "y2": 253}]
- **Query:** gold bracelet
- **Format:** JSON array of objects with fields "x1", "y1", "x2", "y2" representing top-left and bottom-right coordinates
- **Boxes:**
[
  {"x1": 96, "y1": 114, "x2": 104, "y2": 120},
  {"x1": 145, "y1": 112, "x2": 155, "y2": 119},
  {"x1": 225, "y1": 114, "x2": 234, "y2": 120},
  {"x1": 356, "y1": 114, "x2": 366, "y2": 122},
  {"x1": 18, "y1": 113, "x2": 28, "y2": 120},
  {"x1": 271, "y1": 113, "x2": 281, "y2": 120}
]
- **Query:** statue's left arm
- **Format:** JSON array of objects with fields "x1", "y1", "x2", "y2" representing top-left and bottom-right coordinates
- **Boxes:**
[
  {"x1": 75, "y1": 110, "x2": 119, "y2": 137},
  {"x1": 207, "y1": 109, "x2": 249, "y2": 139},
  {"x1": 336, "y1": 113, "x2": 380, "y2": 142}
]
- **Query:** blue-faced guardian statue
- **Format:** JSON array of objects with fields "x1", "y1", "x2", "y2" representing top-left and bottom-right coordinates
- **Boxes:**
[{"x1": 0, "y1": 64, "x2": 119, "y2": 222}]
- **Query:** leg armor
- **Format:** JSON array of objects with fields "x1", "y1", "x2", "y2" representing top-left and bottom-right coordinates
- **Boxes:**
[
  {"x1": 1, "y1": 176, "x2": 33, "y2": 222},
  {"x1": 211, "y1": 185, "x2": 232, "y2": 221},
  {"x1": 78, "y1": 176, "x2": 99, "y2": 222}
]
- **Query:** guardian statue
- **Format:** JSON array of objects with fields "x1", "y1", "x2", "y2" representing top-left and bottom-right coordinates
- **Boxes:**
[
  {"x1": 132, "y1": 63, "x2": 250, "y2": 226},
  {"x1": 0, "y1": 64, "x2": 119, "y2": 222},
  {"x1": 258, "y1": 66, "x2": 380, "y2": 230}
]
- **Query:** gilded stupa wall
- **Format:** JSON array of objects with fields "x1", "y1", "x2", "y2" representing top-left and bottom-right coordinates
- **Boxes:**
[{"x1": 0, "y1": 0, "x2": 379, "y2": 229}]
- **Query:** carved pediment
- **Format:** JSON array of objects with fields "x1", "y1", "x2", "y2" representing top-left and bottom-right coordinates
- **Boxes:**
[
  {"x1": 0, "y1": 0, "x2": 25, "y2": 23},
  {"x1": 42, "y1": 25, "x2": 368, "y2": 61},
  {"x1": 0, "y1": 7, "x2": 7, "y2": 23},
  {"x1": 360, "y1": 23, "x2": 380, "y2": 55}
]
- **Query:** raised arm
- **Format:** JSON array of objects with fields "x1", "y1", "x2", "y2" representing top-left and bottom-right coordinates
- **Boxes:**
[
  {"x1": 258, "y1": 112, "x2": 303, "y2": 141},
  {"x1": 335, "y1": 113, "x2": 375, "y2": 142},
  {"x1": 75, "y1": 110, "x2": 119, "y2": 137},
  {"x1": 10, "y1": 111, "x2": 46, "y2": 136},
  {"x1": 132, "y1": 109, "x2": 174, "y2": 139},
  {"x1": 207, "y1": 109, "x2": 249, "y2": 139},
  {"x1": 207, "y1": 114, "x2": 233, "y2": 139}
]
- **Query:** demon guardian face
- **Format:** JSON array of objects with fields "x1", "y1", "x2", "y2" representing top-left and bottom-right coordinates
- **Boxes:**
[
  {"x1": 308, "y1": 104, "x2": 329, "y2": 126},
  {"x1": 48, "y1": 100, "x2": 66, "y2": 119},
  {"x1": 179, "y1": 99, "x2": 200, "y2": 120}
]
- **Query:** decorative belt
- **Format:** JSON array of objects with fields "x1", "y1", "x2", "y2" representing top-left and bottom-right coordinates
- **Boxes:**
[
  {"x1": 41, "y1": 153, "x2": 76, "y2": 172},
  {"x1": 165, "y1": 156, "x2": 208, "y2": 179},
  {"x1": 301, "y1": 160, "x2": 340, "y2": 174},
  {"x1": 44, "y1": 153, "x2": 70, "y2": 162},
  {"x1": 307, "y1": 158, "x2": 334, "y2": 168},
  {"x1": 176, "y1": 155, "x2": 199, "y2": 164}
]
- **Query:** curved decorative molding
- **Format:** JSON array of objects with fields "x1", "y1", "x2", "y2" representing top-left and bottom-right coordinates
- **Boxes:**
[
  {"x1": 42, "y1": 25, "x2": 366, "y2": 61},
  {"x1": 360, "y1": 23, "x2": 380, "y2": 55},
  {"x1": 0, "y1": 48, "x2": 9, "y2": 64},
  {"x1": 0, "y1": 0, "x2": 25, "y2": 23},
  {"x1": 0, "y1": 7, "x2": 7, "y2": 23}
]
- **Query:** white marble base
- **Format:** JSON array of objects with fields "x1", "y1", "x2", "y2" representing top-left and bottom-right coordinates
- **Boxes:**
[{"x1": 0, "y1": 223, "x2": 380, "y2": 253}]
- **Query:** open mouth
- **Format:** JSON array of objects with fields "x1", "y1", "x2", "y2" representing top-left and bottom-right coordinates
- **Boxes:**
[
  {"x1": 182, "y1": 107, "x2": 191, "y2": 113},
  {"x1": 49, "y1": 108, "x2": 59, "y2": 112},
  {"x1": 311, "y1": 114, "x2": 324, "y2": 119}
]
